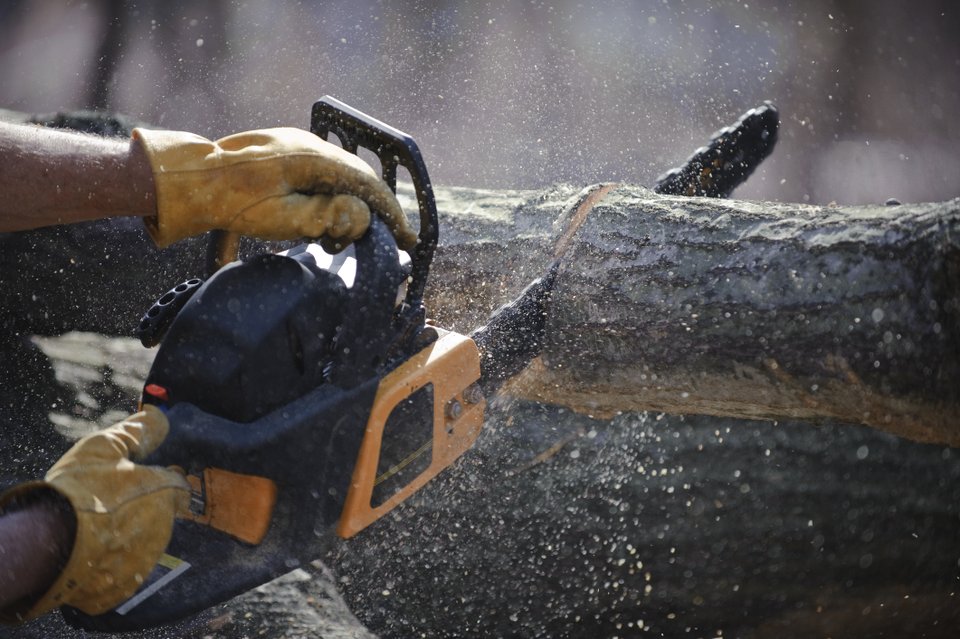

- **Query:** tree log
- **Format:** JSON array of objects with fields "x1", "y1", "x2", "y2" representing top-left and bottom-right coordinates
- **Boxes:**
[
  {"x1": 2, "y1": 187, "x2": 958, "y2": 638},
  {"x1": 1, "y1": 184, "x2": 957, "y2": 455},
  {"x1": 412, "y1": 184, "x2": 960, "y2": 446}
]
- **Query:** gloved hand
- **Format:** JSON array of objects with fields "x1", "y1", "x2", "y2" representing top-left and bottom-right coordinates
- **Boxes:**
[
  {"x1": 133, "y1": 126, "x2": 418, "y2": 250},
  {"x1": 0, "y1": 406, "x2": 189, "y2": 620}
]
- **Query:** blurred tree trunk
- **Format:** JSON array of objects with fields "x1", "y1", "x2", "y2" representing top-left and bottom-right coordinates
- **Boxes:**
[{"x1": 88, "y1": 0, "x2": 127, "y2": 110}]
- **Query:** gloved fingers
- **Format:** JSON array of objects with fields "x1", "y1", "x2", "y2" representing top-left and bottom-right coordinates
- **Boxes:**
[
  {"x1": 289, "y1": 175, "x2": 416, "y2": 250},
  {"x1": 137, "y1": 466, "x2": 193, "y2": 503},
  {"x1": 46, "y1": 406, "x2": 171, "y2": 474},
  {"x1": 116, "y1": 405, "x2": 170, "y2": 461},
  {"x1": 47, "y1": 461, "x2": 190, "y2": 516},
  {"x1": 275, "y1": 190, "x2": 415, "y2": 252},
  {"x1": 226, "y1": 192, "x2": 369, "y2": 241},
  {"x1": 64, "y1": 489, "x2": 184, "y2": 616},
  {"x1": 365, "y1": 185, "x2": 418, "y2": 250},
  {"x1": 320, "y1": 177, "x2": 416, "y2": 250},
  {"x1": 294, "y1": 178, "x2": 417, "y2": 251},
  {"x1": 295, "y1": 192, "x2": 371, "y2": 242},
  {"x1": 136, "y1": 468, "x2": 191, "y2": 522},
  {"x1": 268, "y1": 130, "x2": 417, "y2": 250}
]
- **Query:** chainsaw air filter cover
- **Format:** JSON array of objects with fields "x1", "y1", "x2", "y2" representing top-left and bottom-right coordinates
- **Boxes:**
[{"x1": 145, "y1": 252, "x2": 347, "y2": 423}]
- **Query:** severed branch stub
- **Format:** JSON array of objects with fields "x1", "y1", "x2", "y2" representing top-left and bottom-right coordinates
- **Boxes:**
[{"x1": 653, "y1": 101, "x2": 780, "y2": 198}]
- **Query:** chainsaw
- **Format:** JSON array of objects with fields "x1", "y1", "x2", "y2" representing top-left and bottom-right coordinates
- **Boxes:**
[
  {"x1": 60, "y1": 97, "x2": 777, "y2": 632},
  {"x1": 60, "y1": 97, "x2": 554, "y2": 632}
]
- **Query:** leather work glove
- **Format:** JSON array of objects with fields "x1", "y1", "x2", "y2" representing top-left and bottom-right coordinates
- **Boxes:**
[
  {"x1": 0, "y1": 406, "x2": 189, "y2": 621},
  {"x1": 133, "y1": 126, "x2": 418, "y2": 250}
]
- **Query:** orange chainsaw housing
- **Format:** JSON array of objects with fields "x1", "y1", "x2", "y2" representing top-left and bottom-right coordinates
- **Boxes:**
[{"x1": 338, "y1": 329, "x2": 484, "y2": 538}]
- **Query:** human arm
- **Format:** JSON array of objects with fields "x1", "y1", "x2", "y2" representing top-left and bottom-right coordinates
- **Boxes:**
[
  {"x1": 0, "y1": 496, "x2": 74, "y2": 613},
  {"x1": 0, "y1": 120, "x2": 156, "y2": 231},
  {"x1": 0, "y1": 120, "x2": 416, "y2": 248}
]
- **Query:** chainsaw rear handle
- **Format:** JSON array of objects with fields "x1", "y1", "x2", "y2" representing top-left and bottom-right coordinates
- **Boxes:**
[{"x1": 207, "y1": 97, "x2": 439, "y2": 309}]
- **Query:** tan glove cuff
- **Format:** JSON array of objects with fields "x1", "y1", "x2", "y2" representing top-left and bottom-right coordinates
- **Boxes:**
[
  {"x1": 32, "y1": 481, "x2": 185, "y2": 617},
  {"x1": 132, "y1": 127, "x2": 222, "y2": 247}
]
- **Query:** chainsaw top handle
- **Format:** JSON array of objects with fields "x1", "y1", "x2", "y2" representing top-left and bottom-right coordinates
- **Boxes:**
[
  {"x1": 311, "y1": 96, "x2": 438, "y2": 307},
  {"x1": 207, "y1": 96, "x2": 438, "y2": 308}
]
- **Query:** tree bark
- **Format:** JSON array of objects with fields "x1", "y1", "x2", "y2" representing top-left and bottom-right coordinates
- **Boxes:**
[
  {"x1": 415, "y1": 183, "x2": 960, "y2": 447},
  {"x1": 1, "y1": 182, "x2": 958, "y2": 448}
]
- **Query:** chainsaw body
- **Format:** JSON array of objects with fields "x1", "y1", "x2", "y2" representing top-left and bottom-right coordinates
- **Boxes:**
[{"x1": 63, "y1": 98, "x2": 484, "y2": 631}]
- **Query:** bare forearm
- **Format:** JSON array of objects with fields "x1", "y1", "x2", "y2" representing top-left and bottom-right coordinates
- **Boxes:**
[{"x1": 0, "y1": 121, "x2": 156, "y2": 232}]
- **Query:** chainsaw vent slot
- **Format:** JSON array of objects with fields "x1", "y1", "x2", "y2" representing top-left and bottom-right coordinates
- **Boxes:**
[
  {"x1": 324, "y1": 131, "x2": 345, "y2": 150},
  {"x1": 394, "y1": 165, "x2": 421, "y2": 237},
  {"x1": 137, "y1": 278, "x2": 204, "y2": 348},
  {"x1": 371, "y1": 383, "x2": 434, "y2": 508}
]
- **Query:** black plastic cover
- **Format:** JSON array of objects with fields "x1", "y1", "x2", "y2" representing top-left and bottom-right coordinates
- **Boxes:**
[{"x1": 63, "y1": 218, "x2": 409, "y2": 631}]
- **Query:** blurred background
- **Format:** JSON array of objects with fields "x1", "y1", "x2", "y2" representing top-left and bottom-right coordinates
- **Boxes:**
[{"x1": 0, "y1": 0, "x2": 957, "y2": 205}]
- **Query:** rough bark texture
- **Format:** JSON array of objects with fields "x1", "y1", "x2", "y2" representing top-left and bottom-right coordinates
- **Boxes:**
[{"x1": 416, "y1": 183, "x2": 960, "y2": 446}]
